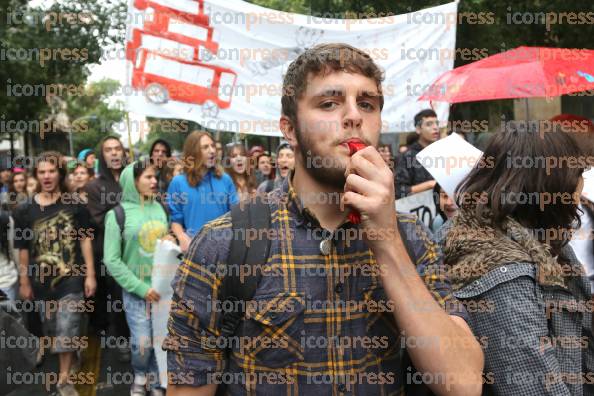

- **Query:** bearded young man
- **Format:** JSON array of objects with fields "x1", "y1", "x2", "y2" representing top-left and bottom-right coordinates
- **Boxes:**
[{"x1": 165, "y1": 43, "x2": 484, "y2": 396}]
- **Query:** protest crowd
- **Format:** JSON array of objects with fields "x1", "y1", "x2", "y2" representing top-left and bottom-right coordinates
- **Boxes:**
[{"x1": 0, "y1": 37, "x2": 593, "y2": 396}]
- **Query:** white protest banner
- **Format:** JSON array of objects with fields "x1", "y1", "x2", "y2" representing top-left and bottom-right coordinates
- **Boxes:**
[
  {"x1": 416, "y1": 133, "x2": 483, "y2": 199},
  {"x1": 395, "y1": 189, "x2": 437, "y2": 229},
  {"x1": 124, "y1": 0, "x2": 458, "y2": 135},
  {"x1": 151, "y1": 238, "x2": 182, "y2": 388}
]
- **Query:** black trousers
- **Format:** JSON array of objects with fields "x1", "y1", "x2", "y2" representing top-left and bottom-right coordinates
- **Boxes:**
[{"x1": 88, "y1": 253, "x2": 130, "y2": 341}]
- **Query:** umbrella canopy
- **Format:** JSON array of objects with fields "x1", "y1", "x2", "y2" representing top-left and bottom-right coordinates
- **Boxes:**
[{"x1": 419, "y1": 46, "x2": 594, "y2": 103}]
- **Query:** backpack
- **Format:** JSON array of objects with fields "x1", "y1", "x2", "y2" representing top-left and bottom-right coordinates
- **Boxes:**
[
  {"x1": 217, "y1": 198, "x2": 432, "y2": 395},
  {"x1": 209, "y1": 196, "x2": 270, "y2": 396},
  {"x1": 219, "y1": 196, "x2": 271, "y2": 347}
]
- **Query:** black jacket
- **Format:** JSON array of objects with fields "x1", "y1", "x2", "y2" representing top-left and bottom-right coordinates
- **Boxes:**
[
  {"x1": 149, "y1": 138, "x2": 172, "y2": 194},
  {"x1": 83, "y1": 138, "x2": 124, "y2": 255},
  {"x1": 394, "y1": 141, "x2": 434, "y2": 199}
]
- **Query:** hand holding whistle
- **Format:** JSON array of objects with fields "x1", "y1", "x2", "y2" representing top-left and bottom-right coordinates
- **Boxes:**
[{"x1": 345, "y1": 139, "x2": 367, "y2": 224}]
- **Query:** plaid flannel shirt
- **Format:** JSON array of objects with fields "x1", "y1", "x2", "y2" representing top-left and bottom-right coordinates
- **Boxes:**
[
  {"x1": 165, "y1": 176, "x2": 467, "y2": 395},
  {"x1": 453, "y1": 248, "x2": 594, "y2": 396}
]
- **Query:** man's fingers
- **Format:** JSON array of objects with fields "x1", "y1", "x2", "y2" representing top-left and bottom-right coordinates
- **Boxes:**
[
  {"x1": 345, "y1": 173, "x2": 374, "y2": 195},
  {"x1": 343, "y1": 190, "x2": 367, "y2": 213},
  {"x1": 358, "y1": 146, "x2": 386, "y2": 168},
  {"x1": 349, "y1": 146, "x2": 392, "y2": 183},
  {"x1": 349, "y1": 153, "x2": 378, "y2": 181}
]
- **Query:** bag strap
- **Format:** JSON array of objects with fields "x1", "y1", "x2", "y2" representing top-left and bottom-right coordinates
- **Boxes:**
[
  {"x1": 219, "y1": 196, "x2": 271, "y2": 339},
  {"x1": 156, "y1": 193, "x2": 170, "y2": 220},
  {"x1": 113, "y1": 202, "x2": 169, "y2": 254},
  {"x1": 159, "y1": 201, "x2": 169, "y2": 220},
  {"x1": 113, "y1": 204, "x2": 125, "y2": 235},
  {"x1": 396, "y1": 214, "x2": 438, "y2": 396}
]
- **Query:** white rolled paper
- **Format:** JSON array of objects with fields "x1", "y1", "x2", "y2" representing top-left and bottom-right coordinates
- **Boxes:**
[
  {"x1": 415, "y1": 133, "x2": 483, "y2": 199},
  {"x1": 151, "y1": 238, "x2": 183, "y2": 389}
]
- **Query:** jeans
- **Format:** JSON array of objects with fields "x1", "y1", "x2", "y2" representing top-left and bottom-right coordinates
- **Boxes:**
[
  {"x1": 122, "y1": 290, "x2": 160, "y2": 389},
  {"x1": 38, "y1": 292, "x2": 84, "y2": 353},
  {"x1": 0, "y1": 283, "x2": 17, "y2": 302}
]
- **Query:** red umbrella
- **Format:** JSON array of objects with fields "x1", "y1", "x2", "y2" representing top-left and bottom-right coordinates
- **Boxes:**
[{"x1": 419, "y1": 46, "x2": 594, "y2": 103}]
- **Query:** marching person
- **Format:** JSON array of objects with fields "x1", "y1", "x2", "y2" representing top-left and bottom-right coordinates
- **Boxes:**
[
  {"x1": 166, "y1": 131, "x2": 238, "y2": 252},
  {"x1": 443, "y1": 126, "x2": 594, "y2": 394},
  {"x1": 104, "y1": 160, "x2": 169, "y2": 396},
  {"x1": 253, "y1": 151, "x2": 274, "y2": 186},
  {"x1": 165, "y1": 43, "x2": 483, "y2": 396},
  {"x1": 0, "y1": 207, "x2": 16, "y2": 302},
  {"x1": 148, "y1": 139, "x2": 173, "y2": 195},
  {"x1": 256, "y1": 141, "x2": 295, "y2": 193},
  {"x1": 84, "y1": 136, "x2": 131, "y2": 361},
  {"x1": 394, "y1": 109, "x2": 440, "y2": 199},
  {"x1": 7, "y1": 169, "x2": 28, "y2": 211},
  {"x1": 14, "y1": 151, "x2": 96, "y2": 396},
  {"x1": 224, "y1": 143, "x2": 257, "y2": 201}
]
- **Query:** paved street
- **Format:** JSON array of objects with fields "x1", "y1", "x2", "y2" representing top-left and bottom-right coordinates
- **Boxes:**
[{"x1": 6, "y1": 328, "x2": 132, "y2": 396}]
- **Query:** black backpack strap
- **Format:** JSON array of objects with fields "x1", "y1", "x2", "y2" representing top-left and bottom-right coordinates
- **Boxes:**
[
  {"x1": 396, "y1": 218, "x2": 413, "y2": 258},
  {"x1": 155, "y1": 192, "x2": 170, "y2": 220},
  {"x1": 113, "y1": 204, "x2": 125, "y2": 235},
  {"x1": 396, "y1": 214, "x2": 438, "y2": 396},
  {"x1": 219, "y1": 196, "x2": 272, "y2": 340},
  {"x1": 113, "y1": 204, "x2": 126, "y2": 256},
  {"x1": 159, "y1": 200, "x2": 170, "y2": 221}
]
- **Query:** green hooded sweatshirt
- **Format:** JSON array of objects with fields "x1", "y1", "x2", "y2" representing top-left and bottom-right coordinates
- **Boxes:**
[{"x1": 103, "y1": 163, "x2": 168, "y2": 298}]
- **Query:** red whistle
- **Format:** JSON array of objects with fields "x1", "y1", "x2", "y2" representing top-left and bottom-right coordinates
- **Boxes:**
[
  {"x1": 345, "y1": 139, "x2": 367, "y2": 224},
  {"x1": 347, "y1": 140, "x2": 367, "y2": 155}
]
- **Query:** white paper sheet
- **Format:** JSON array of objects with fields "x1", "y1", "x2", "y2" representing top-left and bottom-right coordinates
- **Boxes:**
[
  {"x1": 416, "y1": 133, "x2": 483, "y2": 199},
  {"x1": 151, "y1": 238, "x2": 182, "y2": 388}
]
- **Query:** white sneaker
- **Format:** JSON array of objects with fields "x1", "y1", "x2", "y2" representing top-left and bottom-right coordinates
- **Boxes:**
[
  {"x1": 149, "y1": 388, "x2": 165, "y2": 396},
  {"x1": 130, "y1": 383, "x2": 146, "y2": 396}
]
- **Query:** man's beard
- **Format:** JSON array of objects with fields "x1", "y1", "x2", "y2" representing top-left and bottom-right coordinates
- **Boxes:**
[{"x1": 295, "y1": 125, "x2": 347, "y2": 190}]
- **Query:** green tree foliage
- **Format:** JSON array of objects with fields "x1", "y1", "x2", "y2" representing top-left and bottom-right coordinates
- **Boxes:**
[
  {"x1": 0, "y1": 0, "x2": 126, "y2": 153},
  {"x1": 137, "y1": 118, "x2": 198, "y2": 154},
  {"x1": 66, "y1": 79, "x2": 125, "y2": 156}
]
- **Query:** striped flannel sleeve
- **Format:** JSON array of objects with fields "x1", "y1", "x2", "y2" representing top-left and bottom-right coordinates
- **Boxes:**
[
  {"x1": 399, "y1": 214, "x2": 469, "y2": 321},
  {"x1": 164, "y1": 213, "x2": 232, "y2": 387}
]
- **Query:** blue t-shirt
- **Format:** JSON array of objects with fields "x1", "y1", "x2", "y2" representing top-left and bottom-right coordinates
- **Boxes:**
[{"x1": 166, "y1": 170, "x2": 238, "y2": 237}]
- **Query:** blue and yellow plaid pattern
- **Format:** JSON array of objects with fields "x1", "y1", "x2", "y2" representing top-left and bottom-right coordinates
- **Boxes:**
[{"x1": 165, "y1": 177, "x2": 467, "y2": 395}]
